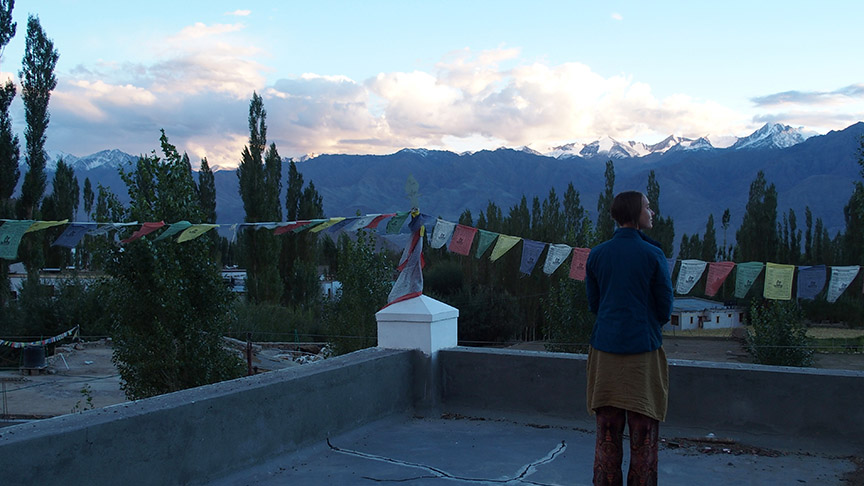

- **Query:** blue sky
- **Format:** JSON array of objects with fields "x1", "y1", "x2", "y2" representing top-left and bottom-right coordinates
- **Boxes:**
[{"x1": 2, "y1": 0, "x2": 862, "y2": 168}]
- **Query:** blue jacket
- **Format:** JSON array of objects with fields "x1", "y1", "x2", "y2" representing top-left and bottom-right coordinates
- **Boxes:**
[{"x1": 586, "y1": 228, "x2": 673, "y2": 354}]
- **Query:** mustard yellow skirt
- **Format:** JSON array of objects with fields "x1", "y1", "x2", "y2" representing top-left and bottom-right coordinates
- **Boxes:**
[{"x1": 586, "y1": 346, "x2": 669, "y2": 422}]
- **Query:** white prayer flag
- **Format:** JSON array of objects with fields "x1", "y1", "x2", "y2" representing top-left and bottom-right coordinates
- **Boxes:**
[
  {"x1": 430, "y1": 219, "x2": 456, "y2": 249},
  {"x1": 676, "y1": 259, "x2": 707, "y2": 295},
  {"x1": 543, "y1": 244, "x2": 572, "y2": 275},
  {"x1": 827, "y1": 265, "x2": 860, "y2": 303}
]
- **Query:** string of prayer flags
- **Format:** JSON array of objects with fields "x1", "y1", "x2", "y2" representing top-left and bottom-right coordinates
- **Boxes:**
[
  {"x1": 676, "y1": 259, "x2": 708, "y2": 295},
  {"x1": 734, "y1": 262, "x2": 764, "y2": 298},
  {"x1": 796, "y1": 265, "x2": 827, "y2": 300},
  {"x1": 154, "y1": 221, "x2": 191, "y2": 241},
  {"x1": 26, "y1": 219, "x2": 68, "y2": 233},
  {"x1": 569, "y1": 247, "x2": 590, "y2": 281},
  {"x1": 88, "y1": 222, "x2": 138, "y2": 237},
  {"x1": 430, "y1": 219, "x2": 456, "y2": 249},
  {"x1": 449, "y1": 224, "x2": 477, "y2": 256},
  {"x1": 705, "y1": 261, "x2": 736, "y2": 297},
  {"x1": 543, "y1": 244, "x2": 572, "y2": 275},
  {"x1": 489, "y1": 235, "x2": 521, "y2": 262},
  {"x1": 120, "y1": 221, "x2": 166, "y2": 243},
  {"x1": 385, "y1": 212, "x2": 410, "y2": 234},
  {"x1": 52, "y1": 223, "x2": 93, "y2": 248},
  {"x1": 177, "y1": 224, "x2": 218, "y2": 243},
  {"x1": 325, "y1": 218, "x2": 354, "y2": 233},
  {"x1": 0, "y1": 220, "x2": 33, "y2": 260},
  {"x1": 827, "y1": 265, "x2": 860, "y2": 303},
  {"x1": 519, "y1": 239, "x2": 546, "y2": 275},
  {"x1": 309, "y1": 217, "x2": 346, "y2": 233},
  {"x1": 763, "y1": 262, "x2": 795, "y2": 300},
  {"x1": 0, "y1": 325, "x2": 79, "y2": 349},
  {"x1": 474, "y1": 230, "x2": 498, "y2": 259}
]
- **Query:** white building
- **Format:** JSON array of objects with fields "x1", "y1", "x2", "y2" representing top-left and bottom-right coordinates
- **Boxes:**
[{"x1": 663, "y1": 297, "x2": 746, "y2": 331}]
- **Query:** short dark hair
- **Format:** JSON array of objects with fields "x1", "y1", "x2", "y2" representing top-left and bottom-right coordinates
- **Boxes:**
[{"x1": 610, "y1": 191, "x2": 645, "y2": 226}]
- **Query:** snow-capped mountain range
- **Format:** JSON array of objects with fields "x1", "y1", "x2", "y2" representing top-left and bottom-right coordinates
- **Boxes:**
[
  {"x1": 544, "y1": 123, "x2": 814, "y2": 160},
  {"x1": 35, "y1": 123, "x2": 815, "y2": 171}
]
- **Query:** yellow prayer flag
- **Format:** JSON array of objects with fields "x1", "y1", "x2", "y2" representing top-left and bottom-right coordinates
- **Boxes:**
[
  {"x1": 489, "y1": 235, "x2": 521, "y2": 262},
  {"x1": 25, "y1": 220, "x2": 68, "y2": 233},
  {"x1": 309, "y1": 217, "x2": 346, "y2": 233},
  {"x1": 763, "y1": 262, "x2": 795, "y2": 300},
  {"x1": 176, "y1": 224, "x2": 218, "y2": 243}
]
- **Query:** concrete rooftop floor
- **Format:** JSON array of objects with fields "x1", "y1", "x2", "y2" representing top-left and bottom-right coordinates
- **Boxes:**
[{"x1": 210, "y1": 413, "x2": 859, "y2": 486}]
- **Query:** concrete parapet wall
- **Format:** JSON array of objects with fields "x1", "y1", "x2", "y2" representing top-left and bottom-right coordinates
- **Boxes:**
[
  {"x1": 439, "y1": 347, "x2": 864, "y2": 452},
  {"x1": 0, "y1": 348, "x2": 416, "y2": 486}
]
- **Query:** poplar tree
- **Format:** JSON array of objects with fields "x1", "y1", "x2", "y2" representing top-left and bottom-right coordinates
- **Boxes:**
[
  {"x1": 562, "y1": 182, "x2": 589, "y2": 247},
  {"x1": 0, "y1": 0, "x2": 17, "y2": 308},
  {"x1": 198, "y1": 157, "x2": 216, "y2": 223},
  {"x1": 280, "y1": 160, "x2": 323, "y2": 307},
  {"x1": 16, "y1": 15, "x2": 58, "y2": 277},
  {"x1": 40, "y1": 159, "x2": 78, "y2": 268},
  {"x1": 595, "y1": 160, "x2": 615, "y2": 243},
  {"x1": 701, "y1": 214, "x2": 717, "y2": 262},
  {"x1": 643, "y1": 170, "x2": 675, "y2": 255},
  {"x1": 735, "y1": 171, "x2": 778, "y2": 262},
  {"x1": 237, "y1": 92, "x2": 283, "y2": 303},
  {"x1": 82, "y1": 177, "x2": 94, "y2": 220}
]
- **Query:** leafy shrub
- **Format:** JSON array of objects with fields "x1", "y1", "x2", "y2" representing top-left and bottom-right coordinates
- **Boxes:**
[
  {"x1": 542, "y1": 278, "x2": 594, "y2": 354},
  {"x1": 427, "y1": 283, "x2": 523, "y2": 345},
  {"x1": 745, "y1": 300, "x2": 814, "y2": 367},
  {"x1": 229, "y1": 300, "x2": 323, "y2": 342}
]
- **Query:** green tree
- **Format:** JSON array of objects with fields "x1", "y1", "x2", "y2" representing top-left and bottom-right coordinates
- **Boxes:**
[
  {"x1": 735, "y1": 170, "x2": 778, "y2": 262},
  {"x1": 804, "y1": 206, "x2": 813, "y2": 264},
  {"x1": 745, "y1": 300, "x2": 813, "y2": 367},
  {"x1": 107, "y1": 133, "x2": 243, "y2": 400},
  {"x1": 595, "y1": 160, "x2": 615, "y2": 243},
  {"x1": 16, "y1": 15, "x2": 58, "y2": 277},
  {"x1": 82, "y1": 177, "x2": 94, "y2": 220},
  {"x1": 643, "y1": 170, "x2": 675, "y2": 255},
  {"x1": 543, "y1": 278, "x2": 593, "y2": 354},
  {"x1": 237, "y1": 92, "x2": 283, "y2": 303},
  {"x1": 0, "y1": 0, "x2": 17, "y2": 309},
  {"x1": 324, "y1": 230, "x2": 394, "y2": 355},
  {"x1": 562, "y1": 182, "x2": 589, "y2": 247},
  {"x1": 280, "y1": 160, "x2": 324, "y2": 307},
  {"x1": 720, "y1": 208, "x2": 731, "y2": 260},
  {"x1": 701, "y1": 214, "x2": 717, "y2": 262},
  {"x1": 40, "y1": 159, "x2": 79, "y2": 268},
  {"x1": 198, "y1": 157, "x2": 216, "y2": 223}
]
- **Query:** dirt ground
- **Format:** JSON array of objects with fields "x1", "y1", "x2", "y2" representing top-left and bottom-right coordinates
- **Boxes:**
[{"x1": 1, "y1": 337, "x2": 862, "y2": 420}]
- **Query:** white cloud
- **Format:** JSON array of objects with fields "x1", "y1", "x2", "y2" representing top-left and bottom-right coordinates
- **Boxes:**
[
  {"x1": 50, "y1": 42, "x2": 837, "y2": 168},
  {"x1": 225, "y1": 10, "x2": 251, "y2": 17},
  {"x1": 611, "y1": 13, "x2": 623, "y2": 21}
]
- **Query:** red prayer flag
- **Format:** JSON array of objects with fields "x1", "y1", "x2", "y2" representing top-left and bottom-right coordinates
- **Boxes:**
[
  {"x1": 365, "y1": 213, "x2": 396, "y2": 230},
  {"x1": 120, "y1": 221, "x2": 165, "y2": 243},
  {"x1": 569, "y1": 247, "x2": 590, "y2": 281},
  {"x1": 448, "y1": 224, "x2": 477, "y2": 256},
  {"x1": 705, "y1": 261, "x2": 736, "y2": 297},
  {"x1": 273, "y1": 221, "x2": 312, "y2": 235}
]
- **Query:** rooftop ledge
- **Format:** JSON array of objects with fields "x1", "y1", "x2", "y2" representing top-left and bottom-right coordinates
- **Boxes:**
[{"x1": 0, "y1": 346, "x2": 861, "y2": 485}]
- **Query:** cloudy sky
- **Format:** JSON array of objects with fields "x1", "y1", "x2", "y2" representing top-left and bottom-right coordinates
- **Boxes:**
[{"x1": 2, "y1": 0, "x2": 863, "y2": 169}]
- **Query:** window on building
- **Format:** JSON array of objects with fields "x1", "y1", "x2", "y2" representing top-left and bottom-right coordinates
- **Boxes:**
[
  {"x1": 671, "y1": 315, "x2": 679, "y2": 326},
  {"x1": 689, "y1": 316, "x2": 693, "y2": 324},
  {"x1": 716, "y1": 316, "x2": 720, "y2": 323}
]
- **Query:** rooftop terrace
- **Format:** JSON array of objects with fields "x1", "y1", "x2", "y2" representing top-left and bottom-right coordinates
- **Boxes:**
[{"x1": 0, "y1": 296, "x2": 862, "y2": 485}]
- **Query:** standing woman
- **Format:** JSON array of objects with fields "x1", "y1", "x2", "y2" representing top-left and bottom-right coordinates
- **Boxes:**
[{"x1": 585, "y1": 191, "x2": 673, "y2": 485}]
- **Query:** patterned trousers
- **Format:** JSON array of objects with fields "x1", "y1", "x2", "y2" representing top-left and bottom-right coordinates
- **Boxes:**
[{"x1": 593, "y1": 406, "x2": 659, "y2": 486}]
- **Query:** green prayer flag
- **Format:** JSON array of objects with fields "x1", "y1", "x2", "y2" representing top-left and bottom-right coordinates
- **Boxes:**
[
  {"x1": 385, "y1": 212, "x2": 409, "y2": 234},
  {"x1": 154, "y1": 221, "x2": 192, "y2": 241},
  {"x1": 734, "y1": 262, "x2": 764, "y2": 298},
  {"x1": 474, "y1": 230, "x2": 499, "y2": 259},
  {"x1": 0, "y1": 221, "x2": 34, "y2": 260}
]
